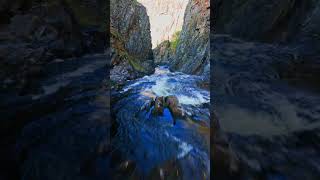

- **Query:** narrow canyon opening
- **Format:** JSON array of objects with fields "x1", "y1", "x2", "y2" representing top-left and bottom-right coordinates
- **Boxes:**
[
  {"x1": 110, "y1": 0, "x2": 210, "y2": 179},
  {"x1": 137, "y1": 0, "x2": 188, "y2": 49}
]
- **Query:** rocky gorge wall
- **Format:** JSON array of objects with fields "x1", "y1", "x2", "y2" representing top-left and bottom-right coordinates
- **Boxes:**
[
  {"x1": 110, "y1": 0, "x2": 154, "y2": 85},
  {"x1": 137, "y1": 0, "x2": 188, "y2": 48},
  {"x1": 153, "y1": 0, "x2": 210, "y2": 82},
  {"x1": 212, "y1": 0, "x2": 320, "y2": 179},
  {"x1": 171, "y1": 0, "x2": 210, "y2": 76},
  {"x1": 0, "y1": 0, "x2": 107, "y2": 94},
  {"x1": 212, "y1": 0, "x2": 320, "y2": 101},
  {"x1": 214, "y1": 0, "x2": 320, "y2": 46},
  {"x1": 153, "y1": 40, "x2": 175, "y2": 65},
  {"x1": 0, "y1": 1, "x2": 109, "y2": 179}
]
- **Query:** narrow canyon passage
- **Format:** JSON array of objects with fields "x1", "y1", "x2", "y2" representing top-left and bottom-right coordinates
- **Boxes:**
[
  {"x1": 110, "y1": 0, "x2": 210, "y2": 179},
  {"x1": 1, "y1": 0, "x2": 320, "y2": 179},
  {"x1": 137, "y1": 0, "x2": 188, "y2": 48}
]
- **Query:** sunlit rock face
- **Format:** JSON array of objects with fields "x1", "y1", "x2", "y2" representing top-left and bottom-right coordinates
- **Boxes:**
[
  {"x1": 171, "y1": 0, "x2": 210, "y2": 76},
  {"x1": 138, "y1": 0, "x2": 188, "y2": 48},
  {"x1": 110, "y1": 0, "x2": 154, "y2": 84}
]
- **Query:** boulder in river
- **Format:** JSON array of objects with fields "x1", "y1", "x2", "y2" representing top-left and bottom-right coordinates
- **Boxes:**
[
  {"x1": 164, "y1": 95, "x2": 184, "y2": 120},
  {"x1": 151, "y1": 95, "x2": 184, "y2": 125},
  {"x1": 153, "y1": 96, "x2": 165, "y2": 115}
]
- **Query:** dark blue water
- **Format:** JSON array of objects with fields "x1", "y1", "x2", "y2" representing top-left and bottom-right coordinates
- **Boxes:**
[{"x1": 112, "y1": 66, "x2": 210, "y2": 179}]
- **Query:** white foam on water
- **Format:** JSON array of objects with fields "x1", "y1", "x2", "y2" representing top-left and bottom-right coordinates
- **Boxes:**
[
  {"x1": 154, "y1": 66, "x2": 171, "y2": 74},
  {"x1": 121, "y1": 66, "x2": 210, "y2": 106},
  {"x1": 150, "y1": 77, "x2": 171, "y2": 96},
  {"x1": 177, "y1": 91, "x2": 210, "y2": 105},
  {"x1": 177, "y1": 141, "x2": 194, "y2": 159},
  {"x1": 121, "y1": 81, "x2": 142, "y2": 93},
  {"x1": 164, "y1": 131, "x2": 194, "y2": 159},
  {"x1": 121, "y1": 75, "x2": 152, "y2": 93},
  {"x1": 150, "y1": 78, "x2": 209, "y2": 105}
]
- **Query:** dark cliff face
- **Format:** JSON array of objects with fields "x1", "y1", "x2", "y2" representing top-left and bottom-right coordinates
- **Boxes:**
[
  {"x1": 212, "y1": 1, "x2": 320, "y2": 179},
  {"x1": 0, "y1": 0, "x2": 107, "y2": 94},
  {"x1": 110, "y1": 0, "x2": 154, "y2": 85},
  {"x1": 212, "y1": 0, "x2": 320, "y2": 96},
  {"x1": 171, "y1": 0, "x2": 210, "y2": 77}
]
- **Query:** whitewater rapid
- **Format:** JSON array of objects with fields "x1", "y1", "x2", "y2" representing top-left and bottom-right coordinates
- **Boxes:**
[{"x1": 121, "y1": 66, "x2": 210, "y2": 106}]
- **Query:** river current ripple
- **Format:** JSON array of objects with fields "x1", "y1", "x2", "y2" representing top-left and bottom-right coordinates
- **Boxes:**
[{"x1": 111, "y1": 66, "x2": 210, "y2": 179}]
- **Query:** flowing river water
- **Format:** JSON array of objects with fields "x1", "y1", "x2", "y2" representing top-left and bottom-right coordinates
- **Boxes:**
[{"x1": 110, "y1": 66, "x2": 210, "y2": 179}]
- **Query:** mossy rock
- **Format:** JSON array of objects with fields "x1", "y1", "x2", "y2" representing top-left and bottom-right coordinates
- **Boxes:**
[
  {"x1": 111, "y1": 27, "x2": 146, "y2": 73},
  {"x1": 128, "y1": 57, "x2": 146, "y2": 73},
  {"x1": 111, "y1": 27, "x2": 124, "y2": 42},
  {"x1": 170, "y1": 31, "x2": 181, "y2": 52},
  {"x1": 114, "y1": 46, "x2": 146, "y2": 73}
]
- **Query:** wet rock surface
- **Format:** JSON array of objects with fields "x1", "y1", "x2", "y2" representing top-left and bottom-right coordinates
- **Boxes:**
[
  {"x1": 212, "y1": 2, "x2": 320, "y2": 178},
  {"x1": 214, "y1": 0, "x2": 319, "y2": 43},
  {"x1": 143, "y1": 95, "x2": 185, "y2": 125},
  {"x1": 212, "y1": 34, "x2": 320, "y2": 179},
  {"x1": 0, "y1": 0, "x2": 106, "y2": 94},
  {"x1": 0, "y1": 1, "x2": 109, "y2": 179}
]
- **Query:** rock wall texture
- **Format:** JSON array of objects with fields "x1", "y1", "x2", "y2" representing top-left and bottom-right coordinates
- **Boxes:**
[
  {"x1": 137, "y1": 0, "x2": 188, "y2": 48},
  {"x1": 152, "y1": 40, "x2": 174, "y2": 65},
  {"x1": 110, "y1": 0, "x2": 154, "y2": 85},
  {"x1": 0, "y1": 0, "x2": 107, "y2": 94},
  {"x1": 170, "y1": 0, "x2": 210, "y2": 77},
  {"x1": 212, "y1": 34, "x2": 320, "y2": 180},
  {"x1": 212, "y1": 1, "x2": 320, "y2": 179},
  {"x1": 214, "y1": 0, "x2": 320, "y2": 44},
  {"x1": 0, "y1": 1, "x2": 109, "y2": 180}
]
